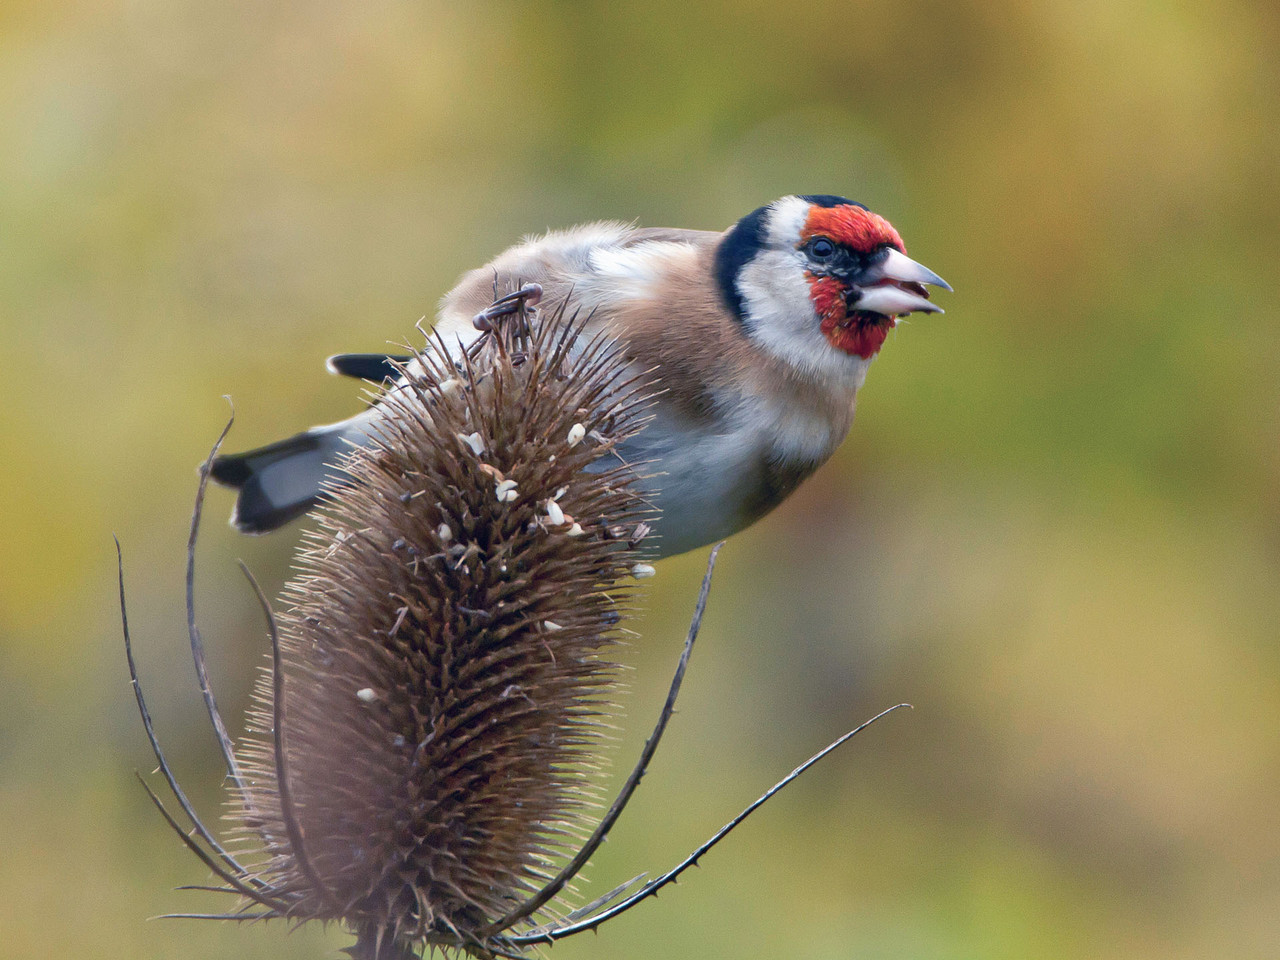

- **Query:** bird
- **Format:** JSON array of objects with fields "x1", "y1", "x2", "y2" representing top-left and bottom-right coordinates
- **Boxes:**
[{"x1": 209, "y1": 194, "x2": 950, "y2": 558}]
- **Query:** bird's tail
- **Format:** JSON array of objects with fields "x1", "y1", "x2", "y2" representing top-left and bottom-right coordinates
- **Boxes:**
[{"x1": 209, "y1": 412, "x2": 376, "y2": 534}]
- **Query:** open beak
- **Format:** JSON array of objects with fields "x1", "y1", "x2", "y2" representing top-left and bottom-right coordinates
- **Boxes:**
[{"x1": 853, "y1": 248, "x2": 952, "y2": 317}]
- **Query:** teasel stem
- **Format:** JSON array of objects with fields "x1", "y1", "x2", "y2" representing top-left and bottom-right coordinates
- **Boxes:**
[
  {"x1": 238, "y1": 560, "x2": 344, "y2": 915},
  {"x1": 508, "y1": 702, "x2": 911, "y2": 946},
  {"x1": 480, "y1": 540, "x2": 725, "y2": 937},
  {"x1": 117, "y1": 519, "x2": 285, "y2": 910},
  {"x1": 186, "y1": 408, "x2": 249, "y2": 795}
]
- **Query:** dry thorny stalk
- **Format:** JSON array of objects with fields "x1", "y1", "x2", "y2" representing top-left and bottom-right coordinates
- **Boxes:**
[{"x1": 115, "y1": 287, "x2": 908, "y2": 959}]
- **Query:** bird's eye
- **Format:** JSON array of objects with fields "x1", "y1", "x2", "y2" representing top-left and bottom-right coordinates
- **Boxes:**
[{"x1": 809, "y1": 238, "x2": 837, "y2": 260}]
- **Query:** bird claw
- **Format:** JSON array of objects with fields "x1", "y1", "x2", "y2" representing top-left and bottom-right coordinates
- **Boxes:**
[{"x1": 472, "y1": 282, "x2": 544, "y2": 331}]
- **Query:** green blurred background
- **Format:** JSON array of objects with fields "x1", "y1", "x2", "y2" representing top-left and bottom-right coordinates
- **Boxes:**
[{"x1": 3, "y1": 0, "x2": 1278, "y2": 957}]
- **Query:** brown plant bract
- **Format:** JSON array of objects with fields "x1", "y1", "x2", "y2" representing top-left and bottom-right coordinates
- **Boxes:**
[{"x1": 231, "y1": 313, "x2": 655, "y2": 955}]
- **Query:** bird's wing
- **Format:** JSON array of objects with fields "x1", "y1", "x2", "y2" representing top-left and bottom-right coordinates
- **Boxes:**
[
  {"x1": 621, "y1": 226, "x2": 721, "y2": 247},
  {"x1": 431, "y1": 222, "x2": 722, "y2": 343}
]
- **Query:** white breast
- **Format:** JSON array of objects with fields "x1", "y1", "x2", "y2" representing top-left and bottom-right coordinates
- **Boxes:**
[{"x1": 613, "y1": 391, "x2": 849, "y2": 557}]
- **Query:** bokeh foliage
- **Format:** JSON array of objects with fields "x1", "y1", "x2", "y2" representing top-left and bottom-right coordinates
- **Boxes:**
[{"x1": 1, "y1": 0, "x2": 1277, "y2": 957}]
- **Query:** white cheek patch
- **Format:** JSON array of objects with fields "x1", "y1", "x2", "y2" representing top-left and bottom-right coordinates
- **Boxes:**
[
  {"x1": 736, "y1": 247, "x2": 811, "y2": 340},
  {"x1": 736, "y1": 248, "x2": 872, "y2": 388}
]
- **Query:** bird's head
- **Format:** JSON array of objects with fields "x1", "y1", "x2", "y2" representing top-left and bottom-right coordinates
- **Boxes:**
[{"x1": 714, "y1": 194, "x2": 950, "y2": 378}]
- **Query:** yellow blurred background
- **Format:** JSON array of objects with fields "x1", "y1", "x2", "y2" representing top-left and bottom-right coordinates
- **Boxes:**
[{"x1": 2, "y1": 0, "x2": 1277, "y2": 957}]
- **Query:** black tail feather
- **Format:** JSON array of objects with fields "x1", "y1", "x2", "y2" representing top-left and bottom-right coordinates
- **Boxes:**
[
  {"x1": 230, "y1": 484, "x2": 328, "y2": 535},
  {"x1": 326, "y1": 353, "x2": 413, "y2": 382},
  {"x1": 209, "y1": 432, "x2": 325, "y2": 489},
  {"x1": 209, "y1": 429, "x2": 354, "y2": 534}
]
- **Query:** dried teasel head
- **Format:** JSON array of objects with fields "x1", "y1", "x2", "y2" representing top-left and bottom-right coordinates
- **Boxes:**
[
  {"x1": 117, "y1": 291, "x2": 906, "y2": 960},
  {"x1": 232, "y1": 306, "x2": 655, "y2": 954}
]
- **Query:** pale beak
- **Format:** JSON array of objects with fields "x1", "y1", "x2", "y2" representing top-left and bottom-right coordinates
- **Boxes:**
[
  {"x1": 853, "y1": 247, "x2": 951, "y2": 317},
  {"x1": 853, "y1": 284, "x2": 943, "y2": 316},
  {"x1": 870, "y1": 247, "x2": 953, "y2": 292}
]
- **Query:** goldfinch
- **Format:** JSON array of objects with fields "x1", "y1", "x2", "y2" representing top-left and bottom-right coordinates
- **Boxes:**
[{"x1": 210, "y1": 194, "x2": 949, "y2": 558}]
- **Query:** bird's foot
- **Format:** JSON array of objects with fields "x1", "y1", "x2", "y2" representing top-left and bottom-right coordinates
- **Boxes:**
[{"x1": 472, "y1": 282, "x2": 544, "y2": 332}]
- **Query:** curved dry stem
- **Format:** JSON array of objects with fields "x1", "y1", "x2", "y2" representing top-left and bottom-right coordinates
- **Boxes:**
[
  {"x1": 510, "y1": 702, "x2": 911, "y2": 946},
  {"x1": 517, "y1": 872, "x2": 647, "y2": 940},
  {"x1": 157, "y1": 912, "x2": 276, "y2": 922},
  {"x1": 135, "y1": 774, "x2": 284, "y2": 910},
  {"x1": 115, "y1": 535, "x2": 266, "y2": 890},
  {"x1": 238, "y1": 561, "x2": 344, "y2": 914},
  {"x1": 482, "y1": 541, "x2": 724, "y2": 937},
  {"x1": 187, "y1": 407, "x2": 251, "y2": 795}
]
